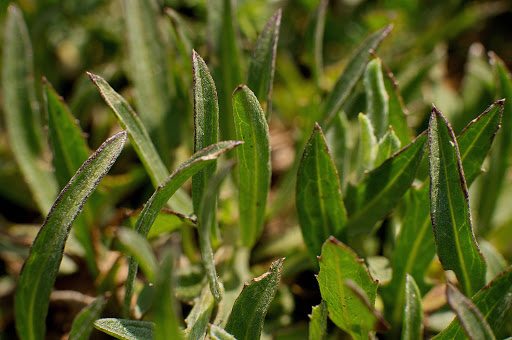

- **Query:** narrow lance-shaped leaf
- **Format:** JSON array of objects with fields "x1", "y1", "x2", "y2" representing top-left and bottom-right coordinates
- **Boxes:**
[
  {"x1": 364, "y1": 58, "x2": 389, "y2": 139},
  {"x1": 381, "y1": 100, "x2": 503, "y2": 330},
  {"x1": 434, "y1": 265, "x2": 512, "y2": 339},
  {"x1": 323, "y1": 25, "x2": 392, "y2": 122},
  {"x1": 317, "y1": 237, "x2": 386, "y2": 339},
  {"x1": 15, "y1": 131, "x2": 127, "y2": 340},
  {"x1": 115, "y1": 228, "x2": 158, "y2": 283},
  {"x1": 192, "y1": 50, "x2": 219, "y2": 216},
  {"x1": 153, "y1": 248, "x2": 183, "y2": 340},
  {"x1": 247, "y1": 9, "x2": 282, "y2": 116},
  {"x1": 43, "y1": 78, "x2": 98, "y2": 276},
  {"x1": 309, "y1": 300, "x2": 328, "y2": 340},
  {"x1": 2, "y1": 4, "x2": 58, "y2": 214},
  {"x1": 185, "y1": 286, "x2": 215, "y2": 340},
  {"x1": 445, "y1": 284, "x2": 496, "y2": 340},
  {"x1": 233, "y1": 85, "x2": 271, "y2": 247},
  {"x1": 375, "y1": 127, "x2": 401, "y2": 167},
  {"x1": 225, "y1": 258, "x2": 284, "y2": 340},
  {"x1": 69, "y1": 295, "x2": 108, "y2": 340},
  {"x1": 296, "y1": 123, "x2": 347, "y2": 261},
  {"x1": 401, "y1": 274, "x2": 423, "y2": 340},
  {"x1": 123, "y1": 141, "x2": 242, "y2": 316},
  {"x1": 88, "y1": 72, "x2": 192, "y2": 214},
  {"x1": 356, "y1": 113, "x2": 378, "y2": 178},
  {"x1": 477, "y1": 53, "x2": 512, "y2": 234},
  {"x1": 311, "y1": 0, "x2": 328, "y2": 87},
  {"x1": 345, "y1": 131, "x2": 427, "y2": 235},
  {"x1": 324, "y1": 111, "x2": 349, "y2": 185},
  {"x1": 209, "y1": 325, "x2": 236, "y2": 340},
  {"x1": 123, "y1": 0, "x2": 178, "y2": 148},
  {"x1": 428, "y1": 105, "x2": 486, "y2": 296},
  {"x1": 94, "y1": 319, "x2": 154, "y2": 340}
]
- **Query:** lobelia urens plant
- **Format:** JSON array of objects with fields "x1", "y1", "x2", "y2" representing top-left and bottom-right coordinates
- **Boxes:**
[{"x1": 2, "y1": 1, "x2": 512, "y2": 339}]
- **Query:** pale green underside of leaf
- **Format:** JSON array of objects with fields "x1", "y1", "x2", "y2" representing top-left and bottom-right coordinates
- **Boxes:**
[
  {"x1": 428, "y1": 106, "x2": 486, "y2": 296},
  {"x1": 225, "y1": 258, "x2": 284, "y2": 340},
  {"x1": 309, "y1": 300, "x2": 328, "y2": 340},
  {"x1": 323, "y1": 25, "x2": 392, "y2": 122},
  {"x1": 185, "y1": 286, "x2": 215, "y2": 340},
  {"x1": 115, "y1": 228, "x2": 158, "y2": 282},
  {"x1": 88, "y1": 72, "x2": 192, "y2": 214},
  {"x1": 296, "y1": 123, "x2": 347, "y2": 261},
  {"x1": 232, "y1": 85, "x2": 271, "y2": 247},
  {"x1": 2, "y1": 4, "x2": 58, "y2": 214},
  {"x1": 69, "y1": 295, "x2": 108, "y2": 340},
  {"x1": 434, "y1": 266, "x2": 512, "y2": 339},
  {"x1": 209, "y1": 325, "x2": 237, "y2": 340},
  {"x1": 357, "y1": 113, "x2": 377, "y2": 176},
  {"x1": 15, "y1": 131, "x2": 127, "y2": 340},
  {"x1": 317, "y1": 237, "x2": 380, "y2": 339},
  {"x1": 401, "y1": 274, "x2": 423, "y2": 340},
  {"x1": 445, "y1": 284, "x2": 496, "y2": 340},
  {"x1": 94, "y1": 318, "x2": 154, "y2": 340},
  {"x1": 364, "y1": 58, "x2": 389, "y2": 139}
]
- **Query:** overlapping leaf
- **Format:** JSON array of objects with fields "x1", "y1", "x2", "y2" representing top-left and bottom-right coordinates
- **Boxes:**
[
  {"x1": 309, "y1": 301, "x2": 328, "y2": 340},
  {"x1": 94, "y1": 319, "x2": 154, "y2": 340},
  {"x1": 401, "y1": 275, "x2": 423, "y2": 340},
  {"x1": 364, "y1": 58, "x2": 389, "y2": 139},
  {"x1": 69, "y1": 295, "x2": 108, "y2": 340},
  {"x1": 15, "y1": 131, "x2": 127, "y2": 340}
]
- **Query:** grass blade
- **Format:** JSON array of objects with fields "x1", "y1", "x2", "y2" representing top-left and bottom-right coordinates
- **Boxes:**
[
  {"x1": 317, "y1": 237, "x2": 384, "y2": 339},
  {"x1": 434, "y1": 266, "x2": 512, "y2": 339},
  {"x1": 94, "y1": 319, "x2": 154, "y2": 340},
  {"x1": 192, "y1": 50, "x2": 219, "y2": 216},
  {"x1": 345, "y1": 131, "x2": 427, "y2": 235},
  {"x1": 323, "y1": 25, "x2": 392, "y2": 122},
  {"x1": 477, "y1": 54, "x2": 512, "y2": 233},
  {"x1": 69, "y1": 295, "x2": 108, "y2": 340},
  {"x1": 124, "y1": 141, "x2": 241, "y2": 316},
  {"x1": 2, "y1": 4, "x2": 58, "y2": 214},
  {"x1": 15, "y1": 131, "x2": 127, "y2": 340},
  {"x1": 401, "y1": 274, "x2": 423, "y2": 340},
  {"x1": 428, "y1": 105, "x2": 486, "y2": 296},
  {"x1": 247, "y1": 9, "x2": 282, "y2": 116},
  {"x1": 153, "y1": 248, "x2": 183, "y2": 340},
  {"x1": 225, "y1": 258, "x2": 284, "y2": 340},
  {"x1": 233, "y1": 85, "x2": 271, "y2": 247},
  {"x1": 446, "y1": 284, "x2": 496, "y2": 340},
  {"x1": 296, "y1": 123, "x2": 347, "y2": 261},
  {"x1": 364, "y1": 59, "x2": 389, "y2": 139},
  {"x1": 123, "y1": 0, "x2": 178, "y2": 148},
  {"x1": 88, "y1": 72, "x2": 192, "y2": 214},
  {"x1": 309, "y1": 300, "x2": 328, "y2": 340}
]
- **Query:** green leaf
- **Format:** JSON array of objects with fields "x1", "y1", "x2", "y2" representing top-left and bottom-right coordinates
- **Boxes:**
[
  {"x1": 209, "y1": 325, "x2": 237, "y2": 340},
  {"x1": 153, "y1": 248, "x2": 183, "y2": 340},
  {"x1": 192, "y1": 50, "x2": 219, "y2": 216},
  {"x1": 247, "y1": 9, "x2": 282, "y2": 116},
  {"x1": 115, "y1": 227, "x2": 158, "y2": 283},
  {"x1": 2, "y1": 4, "x2": 58, "y2": 214},
  {"x1": 15, "y1": 131, "x2": 127, "y2": 340},
  {"x1": 309, "y1": 300, "x2": 328, "y2": 340},
  {"x1": 69, "y1": 295, "x2": 108, "y2": 340},
  {"x1": 382, "y1": 63, "x2": 411, "y2": 145},
  {"x1": 317, "y1": 237, "x2": 385, "y2": 339},
  {"x1": 129, "y1": 209, "x2": 196, "y2": 240},
  {"x1": 401, "y1": 274, "x2": 423, "y2": 340},
  {"x1": 208, "y1": 0, "x2": 242, "y2": 141},
  {"x1": 445, "y1": 284, "x2": 496, "y2": 340},
  {"x1": 434, "y1": 266, "x2": 512, "y2": 339},
  {"x1": 43, "y1": 78, "x2": 98, "y2": 276},
  {"x1": 480, "y1": 241, "x2": 508, "y2": 284},
  {"x1": 364, "y1": 59, "x2": 389, "y2": 139},
  {"x1": 185, "y1": 287, "x2": 215, "y2": 340},
  {"x1": 310, "y1": 0, "x2": 328, "y2": 87},
  {"x1": 123, "y1": 0, "x2": 178, "y2": 148},
  {"x1": 225, "y1": 258, "x2": 284, "y2": 340},
  {"x1": 232, "y1": 85, "x2": 271, "y2": 247},
  {"x1": 382, "y1": 100, "x2": 503, "y2": 329},
  {"x1": 124, "y1": 141, "x2": 241, "y2": 316},
  {"x1": 199, "y1": 162, "x2": 235, "y2": 302},
  {"x1": 356, "y1": 113, "x2": 378, "y2": 177},
  {"x1": 477, "y1": 54, "x2": 512, "y2": 233},
  {"x1": 296, "y1": 123, "x2": 347, "y2": 261},
  {"x1": 345, "y1": 131, "x2": 427, "y2": 235},
  {"x1": 323, "y1": 25, "x2": 392, "y2": 122},
  {"x1": 94, "y1": 318, "x2": 154, "y2": 340},
  {"x1": 324, "y1": 111, "x2": 349, "y2": 185},
  {"x1": 428, "y1": 106, "x2": 486, "y2": 296},
  {"x1": 375, "y1": 127, "x2": 401, "y2": 167},
  {"x1": 88, "y1": 72, "x2": 192, "y2": 215}
]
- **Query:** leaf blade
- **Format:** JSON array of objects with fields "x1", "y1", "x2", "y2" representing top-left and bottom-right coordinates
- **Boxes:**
[
  {"x1": 15, "y1": 131, "x2": 127, "y2": 340},
  {"x1": 94, "y1": 318, "x2": 154, "y2": 340},
  {"x1": 401, "y1": 274, "x2": 423, "y2": 340},
  {"x1": 69, "y1": 295, "x2": 108, "y2": 340}
]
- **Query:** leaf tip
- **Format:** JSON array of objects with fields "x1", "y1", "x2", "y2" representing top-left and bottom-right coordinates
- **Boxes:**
[{"x1": 232, "y1": 84, "x2": 247, "y2": 97}]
